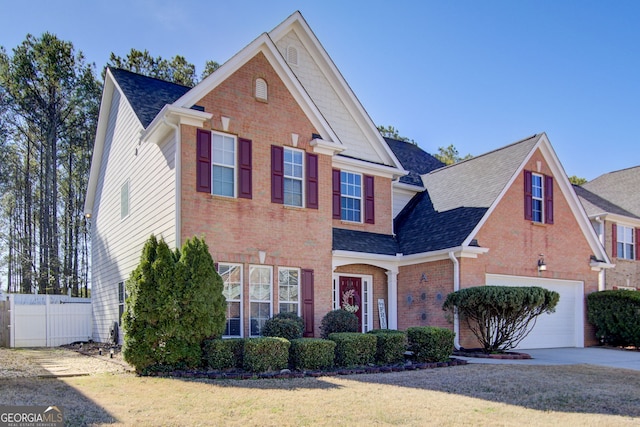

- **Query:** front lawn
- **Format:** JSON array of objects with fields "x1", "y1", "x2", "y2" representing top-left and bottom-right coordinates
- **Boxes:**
[{"x1": 2, "y1": 364, "x2": 639, "y2": 426}]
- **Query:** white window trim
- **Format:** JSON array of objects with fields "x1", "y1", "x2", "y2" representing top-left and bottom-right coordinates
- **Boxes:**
[
  {"x1": 284, "y1": 147, "x2": 305, "y2": 208},
  {"x1": 211, "y1": 130, "x2": 238, "y2": 198},
  {"x1": 617, "y1": 224, "x2": 635, "y2": 260},
  {"x1": 249, "y1": 265, "x2": 273, "y2": 337},
  {"x1": 120, "y1": 180, "x2": 130, "y2": 220},
  {"x1": 278, "y1": 267, "x2": 301, "y2": 315},
  {"x1": 341, "y1": 171, "x2": 363, "y2": 223},
  {"x1": 531, "y1": 173, "x2": 544, "y2": 223},
  {"x1": 218, "y1": 263, "x2": 244, "y2": 338},
  {"x1": 332, "y1": 273, "x2": 373, "y2": 333},
  {"x1": 118, "y1": 281, "x2": 126, "y2": 326}
]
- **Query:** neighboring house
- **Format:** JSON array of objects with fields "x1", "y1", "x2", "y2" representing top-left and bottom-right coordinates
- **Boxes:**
[
  {"x1": 85, "y1": 11, "x2": 611, "y2": 349},
  {"x1": 575, "y1": 166, "x2": 640, "y2": 290}
]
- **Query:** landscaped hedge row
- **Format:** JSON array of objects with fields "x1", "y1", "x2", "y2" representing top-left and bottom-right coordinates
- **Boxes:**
[
  {"x1": 587, "y1": 290, "x2": 640, "y2": 347},
  {"x1": 201, "y1": 326, "x2": 454, "y2": 373}
]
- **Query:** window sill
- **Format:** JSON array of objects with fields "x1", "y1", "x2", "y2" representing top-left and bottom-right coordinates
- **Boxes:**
[
  {"x1": 530, "y1": 221, "x2": 547, "y2": 227},
  {"x1": 210, "y1": 194, "x2": 239, "y2": 202},
  {"x1": 340, "y1": 220, "x2": 365, "y2": 227},
  {"x1": 283, "y1": 204, "x2": 304, "y2": 210}
]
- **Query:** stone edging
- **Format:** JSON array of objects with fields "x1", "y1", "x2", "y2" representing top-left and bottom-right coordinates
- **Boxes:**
[{"x1": 145, "y1": 358, "x2": 468, "y2": 379}]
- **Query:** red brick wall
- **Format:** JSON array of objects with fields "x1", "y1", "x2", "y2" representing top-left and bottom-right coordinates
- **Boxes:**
[
  {"x1": 603, "y1": 220, "x2": 640, "y2": 290},
  {"x1": 459, "y1": 149, "x2": 600, "y2": 347},
  {"x1": 332, "y1": 175, "x2": 394, "y2": 235},
  {"x1": 180, "y1": 53, "x2": 333, "y2": 337},
  {"x1": 397, "y1": 260, "x2": 454, "y2": 331}
]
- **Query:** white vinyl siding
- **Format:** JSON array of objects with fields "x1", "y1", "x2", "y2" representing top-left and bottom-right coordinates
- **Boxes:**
[{"x1": 90, "y1": 90, "x2": 177, "y2": 342}]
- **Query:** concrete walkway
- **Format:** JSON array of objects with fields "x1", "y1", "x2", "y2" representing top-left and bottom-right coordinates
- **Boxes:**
[{"x1": 456, "y1": 347, "x2": 640, "y2": 371}]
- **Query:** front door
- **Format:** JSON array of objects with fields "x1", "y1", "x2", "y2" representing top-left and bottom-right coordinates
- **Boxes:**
[{"x1": 339, "y1": 276, "x2": 362, "y2": 332}]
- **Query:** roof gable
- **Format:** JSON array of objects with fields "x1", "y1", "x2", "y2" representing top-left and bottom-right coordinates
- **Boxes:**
[
  {"x1": 385, "y1": 137, "x2": 445, "y2": 186},
  {"x1": 574, "y1": 184, "x2": 640, "y2": 219},
  {"x1": 109, "y1": 68, "x2": 192, "y2": 128},
  {"x1": 582, "y1": 166, "x2": 640, "y2": 217}
]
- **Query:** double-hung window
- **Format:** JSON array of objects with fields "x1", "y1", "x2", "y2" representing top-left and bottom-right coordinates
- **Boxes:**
[
  {"x1": 278, "y1": 268, "x2": 300, "y2": 314},
  {"x1": 340, "y1": 171, "x2": 362, "y2": 222},
  {"x1": 524, "y1": 170, "x2": 554, "y2": 224},
  {"x1": 218, "y1": 263, "x2": 243, "y2": 337},
  {"x1": 616, "y1": 225, "x2": 635, "y2": 260},
  {"x1": 212, "y1": 133, "x2": 236, "y2": 197},
  {"x1": 249, "y1": 266, "x2": 272, "y2": 336},
  {"x1": 284, "y1": 148, "x2": 304, "y2": 207},
  {"x1": 196, "y1": 129, "x2": 252, "y2": 198}
]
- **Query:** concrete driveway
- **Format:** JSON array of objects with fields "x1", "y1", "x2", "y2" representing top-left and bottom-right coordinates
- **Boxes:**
[{"x1": 457, "y1": 347, "x2": 640, "y2": 371}]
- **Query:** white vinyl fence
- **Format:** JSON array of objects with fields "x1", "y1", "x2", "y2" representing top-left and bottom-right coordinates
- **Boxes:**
[{"x1": 3, "y1": 294, "x2": 92, "y2": 348}]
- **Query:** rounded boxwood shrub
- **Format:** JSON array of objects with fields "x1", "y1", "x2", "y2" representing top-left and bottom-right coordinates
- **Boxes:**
[
  {"x1": 202, "y1": 338, "x2": 244, "y2": 370},
  {"x1": 588, "y1": 290, "x2": 640, "y2": 347},
  {"x1": 407, "y1": 326, "x2": 455, "y2": 363},
  {"x1": 289, "y1": 338, "x2": 336, "y2": 370},
  {"x1": 262, "y1": 315, "x2": 304, "y2": 341},
  {"x1": 243, "y1": 337, "x2": 290, "y2": 373},
  {"x1": 329, "y1": 332, "x2": 376, "y2": 367},
  {"x1": 320, "y1": 309, "x2": 359, "y2": 339},
  {"x1": 367, "y1": 329, "x2": 407, "y2": 365}
]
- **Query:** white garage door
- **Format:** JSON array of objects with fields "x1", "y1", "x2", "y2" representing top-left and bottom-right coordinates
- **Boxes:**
[{"x1": 485, "y1": 274, "x2": 584, "y2": 349}]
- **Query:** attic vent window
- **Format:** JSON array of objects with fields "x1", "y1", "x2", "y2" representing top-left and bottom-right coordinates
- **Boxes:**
[
  {"x1": 255, "y1": 78, "x2": 268, "y2": 101},
  {"x1": 287, "y1": 46, "x2": 298, "y2": 66}
]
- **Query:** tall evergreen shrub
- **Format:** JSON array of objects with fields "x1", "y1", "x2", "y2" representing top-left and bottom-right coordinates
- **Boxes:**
[{"x1": 122, "y1": 235, "x2": 226, "y2": 373}]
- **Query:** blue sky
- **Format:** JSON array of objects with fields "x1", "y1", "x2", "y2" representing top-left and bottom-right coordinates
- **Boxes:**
[{"x1": 1, "y1": 0, "x2": 638, "y2": 180}]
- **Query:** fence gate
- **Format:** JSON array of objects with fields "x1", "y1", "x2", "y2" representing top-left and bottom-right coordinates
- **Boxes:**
[{"x1": 0, "y1": 301, "x2": 8, "y2": 347}]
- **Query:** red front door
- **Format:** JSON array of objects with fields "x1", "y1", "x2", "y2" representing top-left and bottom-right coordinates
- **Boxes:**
[{"x1": 339, "y1": 276, "x2": 362, "y2": 332}]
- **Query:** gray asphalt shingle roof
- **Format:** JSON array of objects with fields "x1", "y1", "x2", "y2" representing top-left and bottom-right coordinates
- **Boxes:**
[
  {"x1": 332, "y1": 228, "x2": 399, "y2": 255},
  {"x1": 581, "y1": 166, "x2": 640, "y2": 217},
  {"x1": 384, "y1": 137, "x2": 445, "y2": 186},
  {"x1": 574, "y1": 185, "x2": 640, "y2": 219},
  {"x1": 109, "y1": 68, "x2": 192, "y2": 128}
]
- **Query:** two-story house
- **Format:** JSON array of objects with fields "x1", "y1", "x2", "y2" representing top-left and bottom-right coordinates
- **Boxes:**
[
  {"x1": 575, "y1": 166, "x2": 640, "y2": 290},
  {"x1": 85, "y1": 11, "x2": 611, "y2": 349}
]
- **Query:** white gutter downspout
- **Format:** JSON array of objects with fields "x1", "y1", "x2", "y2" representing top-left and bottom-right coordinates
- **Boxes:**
[
  {"x1": 595, "y1": 216, "x2": 605, "y2": 291},
  {"x1": 448, "y1": 251, "x2": 461, "y2": 349},
  {"x1": 164, "y1": 119, "x2": 181, "y2": 249}
]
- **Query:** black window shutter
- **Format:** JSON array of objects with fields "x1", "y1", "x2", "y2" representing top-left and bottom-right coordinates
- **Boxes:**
[
  {"x1": 271, "y1": 145, "x2": 284, "y2": 204},
  {"x1": 544, "y1": 175, "x2": 554, "y2": 224},
  {"x1": 612, "y1": 223, "x2": 618, "y2": 258},
  {"x1": 332, "y1": 169, "x2": 341, "y2": 219},
  {"x1": 306, "y1": 153, "x2": 318, "y2": 209},
  {"x1": 523, "y1": 170, "x2": 532, "y2": 221},
  {"x1": 301, "y1": 269, "x2": 314, "y2": 337},
  {"x1": 196, "y1": 129, "x2": 211, "y2": 193},
  {"x1": 364, "y1": 175, "x2": 375, "y2": 224},
  {"x1": 238, "y1": 138, "x2": 252, "y2": 199}
]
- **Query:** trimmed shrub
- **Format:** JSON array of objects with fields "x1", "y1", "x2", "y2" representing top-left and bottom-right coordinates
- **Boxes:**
[
  {"x1": 243, "y1": 337, "x2": 291, "y2": 373},
  {"x1": 202, "y1": 338, "x2": 244, "y2": 370},
  {"x1": 329, "y1": 332, "x2": 376, "y2": 367},
  {"x1": 262, "y1": 317, "x2": 304, "y2": 341},
  {"x1": 320, "y1": 309, "x2": 359, "y2": 339},
  {"x1": 122, "y1": 235, "x2": 226, "y2": 374},
  {"x1": 587, "y1": 290, "x2": 640, "y2": 347},
  {"x1": 289, "y1": 338, "x2": 336, "y2": 370},
  {"x1": 443, "y1": 286, "x2": 559, "y2": 352},
  {"x1": 367, "y1": 329, "x2": 407, "y2": 365},
  {"x1": 407, "y1": 326, "x2": 455, "y2": 363}
]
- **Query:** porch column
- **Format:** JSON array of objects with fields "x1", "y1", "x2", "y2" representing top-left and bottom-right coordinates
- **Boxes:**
[{"x1": 385, "y1": 269, "x2": 398, "y2": 330}]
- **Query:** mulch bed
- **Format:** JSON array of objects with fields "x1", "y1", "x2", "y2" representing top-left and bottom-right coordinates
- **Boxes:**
[{"x1": 454, "y1": 348, "x2": 532, "y2": 359}]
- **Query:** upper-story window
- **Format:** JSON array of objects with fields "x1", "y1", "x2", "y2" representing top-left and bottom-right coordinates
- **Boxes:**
[
  {"x1": 271, "y1": 145, "x2": 318, "y2": 209},
  {"x1": 196, "y1": 129, "x2": 252, "y2": 199},
  {"x1": 341, "y1": 171, "x2": 362, "y2": 222},
  {"x1": 524, "y1": 170, "x2": 554, "y2": 224},
  {"x1": 284, "y1": 148, "x2": 304, "y2": 207},
  {"x1": 332, "y1": 169, "x2": 375, "y2": 224},
  {"x1": 615, "y1": 225, "x2": 636, "y2": 260},
  {"x1": 212, "y1": 132, "x2": 236, "y2": 197}
]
